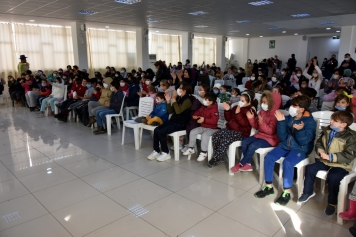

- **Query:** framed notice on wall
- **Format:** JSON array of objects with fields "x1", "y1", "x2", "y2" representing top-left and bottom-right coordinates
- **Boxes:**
[{"x1": 269, "y1": 40, "x2": 275, "y2": 49}]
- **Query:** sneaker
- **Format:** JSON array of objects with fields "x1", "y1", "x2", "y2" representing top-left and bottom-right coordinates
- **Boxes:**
[
  {"x1": 37, "y1": 111, "x2": 44, "y2": 114},
  {"x1": 157, "y1": 152, "x2": 171, "y2": 162},
  {"x1": 231, "y1": 164, "x2": 242, "y2": 173},
  {"x1": 254, "y1": 186, "x2": 274, "y2": 198},
  {"x1": 183, "y1": 148, "x2": 195, "y2": 156},
  {"x1": 240, "y1": 163, "x2": 253, "y2": 172},
  {"x1": 197, "y1": 152, "x2": 207, "y2": 162},
  {"x1": 147, "y1": 151, "x2": 160, "y2": 160},
  {"x1": 297, "y1": 192, "x2": 315, "y2": 205},
  {"x1": 325, "y1": 204, "x2": 336, "y2": 216},
  {"x1": 181, "y1": 145, "x2": 189, "y2": 153},
  {"x1": 275, "y1": 191, "x2": 291, "y2": 206}
]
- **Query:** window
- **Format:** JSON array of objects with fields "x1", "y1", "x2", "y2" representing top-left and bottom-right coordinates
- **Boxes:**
[
  {"x1": 192, "y1": 37, "x2": 216, "y2": 65},
  {"x1": 149, "y1": 33, "x2": 182, "y2": 65}
]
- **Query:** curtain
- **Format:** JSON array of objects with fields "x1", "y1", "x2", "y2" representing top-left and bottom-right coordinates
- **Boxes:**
[
  {"x1": 0, "y1": 23, "x2": 17, "y2": 88},
  {"x1": 192, "y1": 37, "x2": 216, "y2": 65},
  {"x1": 87, "y1": 29, "x2": 136, "y2": 75},
  {"x1": 149, "y1": 33, "x2": 182, "y2": 65},
  {"x1": 225, "y1": 40, "x2": 231, "y2": 59},
  {"x1": 13, "y1": 24, "x2": 74, "y2": 75}
]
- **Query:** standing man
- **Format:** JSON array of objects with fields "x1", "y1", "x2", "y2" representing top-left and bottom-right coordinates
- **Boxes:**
[
  {"x1": 339, "y1": 53, "x2": 356, "y2": 72},
  {"x1": 325, "y1": 54, "x2": 338, "y2": 79},
  {"x1": 17, "y1": 55, "x2": 29, "y2": 75}
]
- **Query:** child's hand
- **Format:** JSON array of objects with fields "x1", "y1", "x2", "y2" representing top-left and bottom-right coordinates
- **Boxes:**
[
  {"x1": 258, "y1": 115, "x2": 263, "y2": 123},
  {"x1": 235, "y1": 106, "x2": 241, "y2": 114},
  {"x1": 274, "y1": 110, "x2": 285, "y2": 121},
  {"x1": 192, "y1": 116, "x2": 199, "y2": 120},
  {"x1": 104, "y1": 101, "x2": 110, "y2": 107},
  {"x1": 197, "y1": 117, "x2": 204, "y2": 124},
  {"x1": 320, "y1": 152, "x2": 329, "y2": 160},
  {"x1": 293, "y1": 121, "x2": 304, "y2": 130},
  {"x1": 246, "y1": 111, "x2": 254, "y2": 119},
  {"x1": 165, "y1": 92, "x2": 171, "y2": 101},
  {"x1": 223, "y1": 102, "x2": 230, "y2": 111}
]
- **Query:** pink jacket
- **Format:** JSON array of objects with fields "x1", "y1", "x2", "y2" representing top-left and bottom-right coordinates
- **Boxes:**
[
  {"x1": 290, "y1": 75, "x2": 299, "y2": 85},
  {"x1": 248, "y1": 92, "x2": 282, "y2": 146},
  {"x1": 323, "y1": 89, "x2": 356, "y2": 102}
]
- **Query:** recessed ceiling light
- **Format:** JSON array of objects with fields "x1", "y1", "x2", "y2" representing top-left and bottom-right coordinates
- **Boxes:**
[
  {"x1": 77, "y1": 10, "x2": 98, "y2": 15},
  {"x1": 147, "y1": 19, "x2": 160, "y2": 23},
  {"x1": 229, "y1": 30, "x2": 240, "y2": 32},
  {"x1": 194, "y1": 25, "x2": 208, "y2": 28},
  {"x1": 246, "y1": 34, "x2": 250, "y2": 36},
  {"x1": 291, "y1": 13, "x2": 310, "y2": 17},
  {"x1": 269, "y1": 26, "x2": 281, "y2": 30},
  {"x1": 260, "y1": 36, "x2": 263, "y2": 37},
  {"x1": 29, "y1": 20, "x2": 35, "y2": 22},
  {"x1": 114, "y1": 0, "x2": 141, "y2": 4},
  {"x1": 336, "y1": 30, "x2": 341, "y2": 33},
  {"x1": 326, "y1": 28, "x2": 331, "y2": 30},
  {"x1": 236, "y1": 20, "x2": 250, "y2": 23},
  {"x1": 320, "y1": 21, "x2": 334, "y2": 25},
  {"x1": 294, "y1": 33, "x2": 298, "y2": 35},
  {"x1": 155, "y1": 31, "x2": 159, "y2": 32},
  {"x1": 282, "y1": 31, "x2": 286, "y2": 33},
  {"x1": 105, "y1": 26, "x2": 110, "y2": 28},
  {"x1": 248, "y1": 0, "x2": 273, "y2": 6},
  {"x1": 188, "y1": 11, "x2": 208, "y2": 16}
]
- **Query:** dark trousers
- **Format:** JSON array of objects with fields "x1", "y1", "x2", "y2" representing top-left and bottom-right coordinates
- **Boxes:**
[
  {"x1": 153, "y1": 122, "x2": 186, "y2": 153},
  {"x1": 59, "y1": 98, "x2": 76, "y2": 111},
  {"x1": 11, "y1": 91, "x2": 23, "y2": 101},
  {"x1": 303, "y1": 160, "x2": 349, "y2": 205},
  {"x1": 240, "y1": 136, "x2": 272, "y2": 165}
]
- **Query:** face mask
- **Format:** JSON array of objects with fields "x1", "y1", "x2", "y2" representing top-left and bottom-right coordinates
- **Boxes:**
[
  {"x1": 200, "y1": 71, "x2": 203, "y2": 75},
  {"x1": 238, "y1": 70, "x2": 241, "y2": 73},
  {"x1": 345, "y1": 57, "x2": 350, "y2": 61},
  {"x1": 248, "y1": 61, "x2": 251, "y2": 63},
  {"x1": 312, "y1": 73, "x2": 318, "y2": 78},
  {"x1": 335, "y1": 105, "x2": 346, "y2": 111},
  {"x1": 333, "y1": 74, "x2": 339, "y2": 79},
  {"x1": 271, "y1": 77, "x2": 277, "y2": 82},
  {"x1": 103, "y1": 83, "x2": 108, "y2": 88},
  {"x1": 213, "y1": 89, "x2": 219, "y2": 95},
  {"x1": 115, "y1": 74, "x2": 119, "y2": 77},
  {"x1": 231, "y1": 94, "x2": 237, "y2": 97},
  {"x1": 110, "y1": 87, "x2": 114, "y2": 92},
  {"x1": 63, "y1": 76, "x2": 67, "y2": 79},
  {"x1": 261, "y1": 103, "x2": 268, "y2": 111},
  {"x1": 198, "y1": 91, "x2": 204, "y2": 96},
  {"x1": 282, "y1": 72, "x2": 286, "y2": 75},
  {"x1": 202, "y1": 100, "x2": 210, "y2": 106},
  {"x1": 155, "y1": 99, "x2": 161, "y2": 103},
  {"x1": 145, "y1": 80, "x2": 150, "y2": 85},
  {"x1": 238, "y1": 101, "x2": 245, "y2": 108},
  {"x1": 177, "y1": 88, "x2": 182, "y2": 96},
  {"x1": 121, "y1": 70, "x2": 125, "y2": 73},
  {"x1": 288, "y1": 106, "x2": 298, "y2": 117},
  {"x1": 120, "y1": 82, "x2": 126, "y2": 87},
  {"x1": 250, "y1": 76, "x2": 255, "y2": 81},
  {"x1": 86, "y1": 84, "x2": 91, "y2": 88},
  {"x1": 331, "y1": 125, "x2": 341, "y2": 132},
  {"x1": 296, "y1": 73, "x2": 301, "y2": 77},
  {"x1": 301, "y1": 84, "x2": 307, "y2": 88},
  {"x1": 220, "y1": 90, "x2": 225, "y2": 94},
  {"x1": 41, "y1": 83, "x2": 46, "y2": 87},
  {"x1": 53, "y1": 74, "x2": 57, "y2": 77}
]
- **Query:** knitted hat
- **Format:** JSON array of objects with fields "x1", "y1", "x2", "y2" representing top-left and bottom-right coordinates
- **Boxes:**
[
  {"x1": 340, "y1": 77, "x2": 355, "y2": 88},
  {"x1": 213, "y1": 83, "x2": 221, "y2": 89}
]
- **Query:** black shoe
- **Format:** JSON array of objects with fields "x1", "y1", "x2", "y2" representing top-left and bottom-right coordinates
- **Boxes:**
[
  {"x1": 93, "y1": 126, "x2": 106, "y2": 134},
  {"x1": 349, "y1": 227, "x2": 356, "y2": 237},
  {"x1": 57, "y1": 116, "x2": 67, "y2": 122},
  {"x1": 29, "y1": 107, "x2": 36, "y2": 111},
  {"x1": 207, "y1": 159, "x2": 219, "y2": 168},
  {"x1": 254, "y1": 186, "x2": 274, "y2": 198},
  {"x1": 275, "y1": 191, "x2": 291, "y2": 206},
  {"x1": 325, "y1": 204, "x2": 336, "y2": 215}
]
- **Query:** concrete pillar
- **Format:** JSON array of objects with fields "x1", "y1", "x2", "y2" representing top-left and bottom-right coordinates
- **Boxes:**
[
  {"x1": 70, "y1": 22, "x2": 88, "y2": 70},
  {"x1": 182, "y1": 32, "x2": 192, "y2": 63},
  {"x1": 136, "y1": 27, "x2": 149, "y2": 69},
  {"x1": 338, "y1": 26, "x2": 356, "y2": 63},
  {"x1": 216, "y1": 35, "x2": 226, "y2": 70}
]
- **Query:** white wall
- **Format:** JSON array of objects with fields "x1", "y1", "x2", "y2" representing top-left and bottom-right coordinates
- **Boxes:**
[
  {"x1": 307, "y1": 36, "x2": 340, "y2": 62},
  {"x1": 229, "y1": 38, "x2": 248, "y2": 68},
  {"x1": 339, "y1": 26, "x2": 356, "y2": 64}
]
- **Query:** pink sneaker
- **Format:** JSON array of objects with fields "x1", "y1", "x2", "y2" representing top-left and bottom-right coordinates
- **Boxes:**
[
  {"x1": 240, "y1": 163, "x2": 253, "y2": 172},
  {"x1": 230, "y1": 164, "x2": 242, "y2": 173}
]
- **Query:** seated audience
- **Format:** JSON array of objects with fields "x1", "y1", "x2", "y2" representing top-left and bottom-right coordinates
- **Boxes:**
[
  {"x1": 218, "y1": 85, "x2": 230, "y2": 103},
  {"x1": 135, "y1": 92, "x2": 168, "y2": 126},
  {"x1": 38, "y1": 77, "x2": 65, "y2": 115}
]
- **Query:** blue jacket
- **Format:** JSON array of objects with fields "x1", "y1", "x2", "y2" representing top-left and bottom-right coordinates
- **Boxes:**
[
  {"x1": 277, "y1": 111, "x2": 316, "y2": 155},
  {"x1": 150, "y1": 101, "x2": 169, "y2": 124}
]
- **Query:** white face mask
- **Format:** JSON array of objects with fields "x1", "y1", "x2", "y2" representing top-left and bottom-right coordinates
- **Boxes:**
[
  {"x1": 63, "y1": 76, "x2": 67, "y2": 79},
  {"x1": 177, "y1": 88, "x2": 182, "y2": 96},
  {"x1": 250, "y1": 76, "x2": 255, "y2": 81},
  {"x1": 202, "y1": 100, "x2": 209, "y2": 106},
  {"x1": 333, "y1": 74, "x2": 339, "y2": 80},
  {"x1": 115, "y1": 74, "x2": 119, "y2": 77},
  {"x1": 145, "y1": 80, "x2": 150, "y2": 85},
  {"x1": 238, "y1": 70, "x2": 241, "y2": 73},
  {"x1": 288, "y1": 106, "x2": 298, "y2": 117},
  {"x1": 121, "y1": 70, "x2": 125, "y2": 73},
  {"x1": 312, "y1": 73, "x2": 318, "y2": 78},
  {"x1": 103, "y1": 83, "x2": 108, "y2": 88},
  {"x1": 238, "y1": 101, "x2": 245, "y2": 108},
  {"x1": 261, "y1": 103, "x2": 268, "y2": 111},
  {"x1": 155, "y1": 98, "x2": 161, "y2": 103},
  {"x1": 296, "y1": 73, "x2": 301, "y2": 77},
  {"x1": 231, "y1": 94, "x2": 237, "y2": 97},
  {"x1": 345, "y1": 57, "x2": 350, "y2": 61},
  {"x1": 53, "y1": 74, "x2": 57, "y2": 77},
  {"x1": 282, "y1": 72, "x2": 286, "y2": 75},
  {"x1": 110, "y1": 87, "x2": 115, "y2": 92},
  {"x1": 271, "y1": 77, "x2": 277, "y2": 82},
  {"x1": 120, "y1": 82, "x2": 125, "y2": 87},
  {"x1": 200, "y1": 71, "x2": 203, "y2": 75}
]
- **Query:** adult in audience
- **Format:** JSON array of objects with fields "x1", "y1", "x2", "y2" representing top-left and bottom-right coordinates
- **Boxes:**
[
  {"x1": 125, "y1": 75, "x2": 140, "y2": 108},
  {"x1": 324, "y1": 68, "x2": 343, "y2": 94},
  {"x1": 245, "y1": 59, "x2": 253, "y2": 77},
  {"x1": 47, "y1": 70, "x2": 58, "y2": 82},
  {"x1": 235, "y1": 67, "x2": 246, "y2": 85},
  {"x1": 153, "y1": 60, "x2": 171, "y2": 86},
  {"x1": 325, "y1": 54, "x2": 338, "y2": 79},
  {"x1": 198, "y1": 68, "x2": 210, "y2": 87},
  {"x1": 120, "y1": 67, "x2": 128, "y2": 78},
  {"x1": 339, "y1": 53, "x2": 356, "y2": 72},
  {"x1": 287, "y1": 54, "x2": 297, "y2": 74},
  {"x1": 303, "y1": 59, "x2": 322, "y2": 98}
]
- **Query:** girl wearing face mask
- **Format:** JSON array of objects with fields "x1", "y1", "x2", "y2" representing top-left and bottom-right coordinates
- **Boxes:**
[
  {"x1": 231, "y1": 91, "x2": 282, "y2": 173},
  {"x1": 245, "y1": 73, "x2": 256, "y2": 90},
  {"x1": 120, "y1": 67, "x2": 127, "y2": 79},
  {"x1": 137, "y1": 76, "x2": 151, "y2": 97},
  {"x1": 325, "y1": 68, "x2": 343, "y2": 94},
  {"x1": 331, "y1": 94, "x2": 354, "y2": 118},
  {"x1": 208, "y1": 91, "x2": 258, "y2": 168},
  {"x1": 289, "y1": 71, "x2": 300, "y2": 90},
  {"x1": 303, "y1": 59, "x2": 322, "y2": 99},
  {"x1": 147, "y1": 83, "x2": 193, "y2": 162},
  {"x1": 268, "y1": 73, "x2": 280, "y2": 88},
  {"x1": 245, "y1": 59, "x2": 253, "y2": 77}
]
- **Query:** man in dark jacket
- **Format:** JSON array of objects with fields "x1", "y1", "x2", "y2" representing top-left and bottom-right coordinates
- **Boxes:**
[
  {"x1": 325, "y1": 54, "x2": 338, "y2": 79},
  {"x1": 287, "y1": 54, "x2": 297, "y2": 74},
  {"x1": 339, "y1": 53, "x2": 356, "y2": 72}
]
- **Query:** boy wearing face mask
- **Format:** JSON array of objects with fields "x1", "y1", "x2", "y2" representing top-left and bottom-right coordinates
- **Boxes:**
[
  {"x1": 137, "y1": 93, "x2": 168, "y2": 126},
  {"x1": 183, "y1": 93, "x2": 219, "y2": 161},
  {"x1": 212, "y1": 83, "x2": 221, "y2": 97},
  {"x1": 298, "y1": 111, "x2": 356, "y2": 216},
  {"x1": 218, "y1": 85, "x2": 230, "y2": 103},
  {"x1": 255, "y1": 95, "x2": 316, "y2": 206},
  {"x1": 35, "y1": 78, "x2": 52, "y2": 110}
]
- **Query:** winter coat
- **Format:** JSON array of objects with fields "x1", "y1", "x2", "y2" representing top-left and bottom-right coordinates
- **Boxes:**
[
  {"x1": 109, "y1": 90, "x2": 125, "y2": 113},
  {"x1": 224, "y1": 104, "x2": 257, "y2": 138},
  {"x1": 99, "y1": 77, "x2": 113, "y2": 106},
  {"x1": 193, "y1": 103, "x2": 219, "y2": 129},
  {"x1": 150, "y1": 101, "x2": 169, "y2": 124},
  {"x1": 167, "y1": 95, "x2": 192, "y2": 125},
  {"x1": 126, "y1": 83, "x2": 140, "y2": 107},
  {"x1": 51, "y1": 83, "x2": 65, "y2": 99}
]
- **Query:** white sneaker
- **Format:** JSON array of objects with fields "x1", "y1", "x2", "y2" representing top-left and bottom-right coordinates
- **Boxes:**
[
  {"x1": 170, "y1": 144, "x2": 183, "y2": 150},
  {"x1": 181, "y1": 145, "x2": 189, "y2": 153},
  {"x1": 157, "y1": 152, "x2": 171, "y2": 162},
  {"x1": 197, "y1": 152, "x2": 207, "y2": 162},
  {"x1": 147, "y1": 151, "x2": 160, "y2": 160},
  {"x1": 183, "y1": 148, "x2": 195, "y2": 156}
]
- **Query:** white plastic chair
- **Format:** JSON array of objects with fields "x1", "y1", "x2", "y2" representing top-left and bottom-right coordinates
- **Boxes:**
[
  {"x1": 53, "y1": 86, "x2": 68, "y2": 117},
  {"x1": 281, "y1": 95, "x2": 290, "y2": 108},
  {"x1": 194, "y1": 86, "x2": 199, "y2": 96},
  {"x1": 125, "y1": 106, "x2": 138, "y2": 120},
  {"x1": 0, "y1": 94, "x2": 9, "y2": 105},
  {"x1": 106, "y1": 96, "x2": 126, "y2": 135},
  {"x1": 242, "y1": 77, "x2": 249, "y2": 85},
  {"x1": 312, "y1": 111, "x2": 334, "y2": 127},
  {"x1": 122, "y1": 97, "x2": 154, "y2": 150},
  {"x1": 237, "y1": 85, "x2": 247, "y2": 92},
  {"x1": 214, "y1": 80, "x2": 224, "y2": 86},
  {"x1": 168, "y1": 130, "x2": 187, "y2": 161}
]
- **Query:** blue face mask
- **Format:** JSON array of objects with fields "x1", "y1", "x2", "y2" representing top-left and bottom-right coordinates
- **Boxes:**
[
  {"x1": 86, "y1": 84, "x2": 91, "y2": 88},
  {"x1": 334, "y1": 105, "x2": 346, "y2": 111},
  {"x1": 41, "y1": 83, "x2": 46, "y2": 87},
  {"x1": 213, "y1": 89, "x2": 219, "y2": 95},
  {"x1": 220, "y1": 91, "x2": 225, "y2": 94},
  {"x1": 331, "y1": 125, "x2": 340, "y2": 132}
]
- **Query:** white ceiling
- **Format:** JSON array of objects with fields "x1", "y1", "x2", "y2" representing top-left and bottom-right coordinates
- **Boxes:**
[{"x1": 0, "y1": 0, "x2": 355, "y2": 37}]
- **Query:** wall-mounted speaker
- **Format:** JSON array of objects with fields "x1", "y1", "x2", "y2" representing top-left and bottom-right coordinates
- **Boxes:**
[{"x1": 80, "y1": 24, "x2": 86, "y2": 32}]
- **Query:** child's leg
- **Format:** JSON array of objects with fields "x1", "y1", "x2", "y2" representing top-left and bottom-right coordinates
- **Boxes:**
[
  {"x1": 302, "y1": 161, "x2": 329, "y2": 195},
  {"x1": 240, "y1": 137, "x2": 271, "y2": 166},
  {"x1": 264, "y1": 147, "x2": 289, "y2": 185},
  {"x1": 200, "y1": 128, "x2": 217, "y2": 152},
  {"x1": 49, "y1": 98, "x2": 58, "y2": 112},
  {"x1": 282, "y1": 151, "x2": 306, "y2": 189},
  {"x1": 327, "y1": 168, "x2": 349, "y2": 205},
  {"x1": 188, "y1": 127, "x2": 204, "y2": 148}
]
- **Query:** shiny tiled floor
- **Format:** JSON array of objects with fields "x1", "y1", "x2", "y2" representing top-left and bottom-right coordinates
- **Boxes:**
[{"x1": 0, "y1": 105, "x2": 353, "y2": 237}]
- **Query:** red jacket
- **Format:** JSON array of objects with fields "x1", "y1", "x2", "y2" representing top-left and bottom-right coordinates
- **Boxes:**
[
  {"x1": 74, "y1": 84, "x2": 87, "y2": 97},
  {"x1": 193, "y1": 103, "x2": 219, "y2": 129},
  {"x1": 40, "y1": 84, "x2": 51, "y2": 97},
  {"x1": 249, "y1": 92, "x2": 282, "y2": 146},
  {"x1": 225, "y1": 104, "x2": 257, "y2": 138}
]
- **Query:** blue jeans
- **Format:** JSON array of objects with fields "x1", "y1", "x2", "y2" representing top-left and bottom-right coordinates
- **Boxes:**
[
  {"x1": 240, "y1": 136, "x2": 272, "y2": 165},
  {"x1": 95, "y1": 109, "x2": 117, "y2": 127},
  {"x1": 264, "y1": 147, "x2": 306, "y2": 189}
]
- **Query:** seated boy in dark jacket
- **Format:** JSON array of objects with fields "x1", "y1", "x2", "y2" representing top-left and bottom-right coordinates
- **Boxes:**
[
  {"x1": 298, "y1": 111, "x2": 356, "y2": 215},
  {"x1": 255, "y1": 95, "x2": 316, "y2": 206},
  {"x1": 142, "y1": 92, "x2": 168, "y2": 126}
]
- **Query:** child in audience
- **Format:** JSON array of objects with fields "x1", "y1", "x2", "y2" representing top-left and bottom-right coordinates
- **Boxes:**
[
  {"x1": 303, "y1": 59, "x2": 322, "y2": 99},
  {"x1": 38, "y1": 77, "x2": 65, "y2": 115},
  {"x1": 208, "y1": 91, "x2": 258, "y2": 168},
  {"x1": 229, "y1": 88, "x2": 241, "y2": 104},
  {"x1": 323, "y1": 78, "x2": 356, "y2": 102},
  {"x1": 268, "y1": 73, "x2": 280, "y2": 88},
  {"x1": 245, "y1": 73, "x2": 256, "y2": 90},
  {"x1": 283, "y1": 87, "x2": 298, "y2": 110},
  {"x1": 136, "y1": 92, "x2": 168, "y2": 126},
  {"x1": 231, "y1": 91, "x2": 281, "y2": 173},
  {"x1": 299, "y1": 78, "x2": 309, "y2": 92},
  {"x1": 160, "y1": 79, "x2": 174, "y2": 100},
  {"x1": 290, "y1": 71, "x2": 300, "y2": 90},
  {"x1": 298, "y1": 111, "x2": 356, "y2": 215},
  {"x1": 272, "y1": 86, "x2": 282, "y2": 94},
  {"x1": 119, "y1": 79, "x2": 129, "y2": 93},
  {"x1": 183, "y1": 92, "x2": 219, "y2": 161},
  {"x1": 148, "y1": 85, "x2": 157, "y2": 101},
  {"x1": 301, "y1": 88, "x2": 318, "y2": 112},
  {"x1": 258, "y1": 75, "x2": 272, "y2": 92},
  {"x1": 332, "y1": 94, "x2": 353, "y2": 115},
  {"x1": 36, "y1": 78, "x2": 51, "y2": 109},
  {"x1": 218, "y1": 85, "x2": 230, "y2": 103},
  {"x1": 255, "y1": 95, "x2": 316, "y2": 206},
  {"x1": 213, "y1": 83, "x2": 221, "y2": 96}
]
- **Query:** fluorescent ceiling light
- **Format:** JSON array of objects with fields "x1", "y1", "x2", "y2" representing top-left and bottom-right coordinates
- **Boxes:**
[
  {"x1": 114, "y1": 0, "x2": 141, "y2": 4},
  {"x1": 194, "y1": 25, "x2": 208, "y2": 28},
  {"x1": 269, "y1": 26, "x2": 281, "y2": 30},
  {"x1": 260, "y1": 36, "x2": 263, "y2": 37},
  {"x1": 236, "y1": 20, "x2": 250, "y2": 23},
  {"x1": 248, "y1": 0, "x2": 273, "y2": 6},
  {"x1": 294, "y1": 33, "x2": 298, "y2": 35},
  {"x1": 147, "y1": 19, "x2": 160, "y2": 23},
  {"x1": 320, "y1": 21, "x2": 334, "y2": 25},
  {"x1": 77, "y1": 10, "x2": 97, "y2": 15},
  {"x1": 105, "y1": 26, "x2": 110, "y2": 28},
  {"x1": 291, "y1": 13, "x2": 310, "y2": 17},
  {"x1": 155, "y1": 31, "x2": 159, "y2": 32},
  {"x1": 336, "y1": 30, "x2": 341, "y2": 33},
  {"x1": 246, "y1": 34, "x2": 250, "y2": 35},
  {"x1": 188, "y1": 11, "x2": 208, "y2": 16},
  {"x1": 29, "y1": 20, "x2": 35, "y2": 22},
  {"x1": 229, "y1": 30, "x2": 240, "y2": 32},
  {"x1": 282, "y1": 31, "x2": 286, "y2": 33}
]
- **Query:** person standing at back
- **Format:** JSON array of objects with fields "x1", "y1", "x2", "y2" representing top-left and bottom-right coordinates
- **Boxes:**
[
  {"x1": 18, "y1": 55, "x2": 29, "y2": 75},
  {"x1": 287, "y1": 54, "x2": 297, "y2": 74}
]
